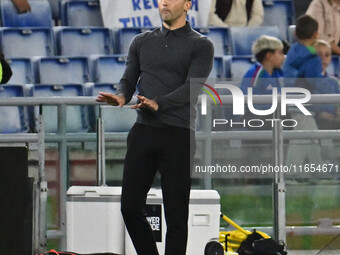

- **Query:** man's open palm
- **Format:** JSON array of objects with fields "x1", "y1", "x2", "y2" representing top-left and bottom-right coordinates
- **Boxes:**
[{"x1": 96, "y1": 92, "x2": 126, "y2": 107}]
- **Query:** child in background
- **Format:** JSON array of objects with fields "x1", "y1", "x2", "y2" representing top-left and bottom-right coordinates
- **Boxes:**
[
  {"x1": 283, "y1": 15, "x2": 332, "y2": 172},
  {"x1": 237, "y1": 35, "x2": 284, "y2": 171},
  {"x1": 283, "y1": 14, "x2": 334, "y2": 92},
  {"x1": 240, "y1": 35, "x2": 284, "y2": 94},
  {"x1": 314, "y1": 39, "x2": 340, "y2": 129},
  {"x1": 238, "y1": 35, "x2": 284, "y2": 131}
]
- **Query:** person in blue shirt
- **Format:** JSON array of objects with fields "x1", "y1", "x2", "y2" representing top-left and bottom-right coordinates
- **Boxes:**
[
  {"x1": 240, "y1": 35, "x2": 284, "y2": 95},
  {"x1": 237, "y1": 36, "x2": 285, "y2": 170},
  {"x1": 314, "y1": 39, "x2": 340, "y2": 129},
  {"x1": 237, "y1": 35, "x2": 284, "y2": 130},
  {"x1": 283, "y1": 15, "x2": 329, "y2": 171},
  {"x1": 283, "y1": 14, "x2": 334, "y2": 93}
]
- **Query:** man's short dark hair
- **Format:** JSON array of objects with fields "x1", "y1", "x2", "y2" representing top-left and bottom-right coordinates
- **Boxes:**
[{"x1": 295, "y1": 15, "x2": 318, "y2": 40}]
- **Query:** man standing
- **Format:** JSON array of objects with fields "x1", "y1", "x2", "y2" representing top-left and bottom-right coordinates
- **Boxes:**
[{"x1": 96, "y1": 0, "x2": 214, "y2": 254}]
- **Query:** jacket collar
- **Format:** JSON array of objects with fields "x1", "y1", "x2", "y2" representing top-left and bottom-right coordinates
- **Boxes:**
[{"x1": 160, "y1": 21, "x2": 192, "y2": 36}]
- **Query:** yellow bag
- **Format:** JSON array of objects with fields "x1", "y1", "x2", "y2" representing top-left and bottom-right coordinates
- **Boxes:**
[{"x1": 219, "y1": 213, "x2": 270, "y2": 252}]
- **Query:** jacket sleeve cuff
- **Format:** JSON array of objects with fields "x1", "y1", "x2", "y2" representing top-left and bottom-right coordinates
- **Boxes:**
[
  {"x1": 154, "y1": 97, "x2": 164, "y2": 111},
  {"x1": 115, "y1": 92, "x2": 125, "y2": 97}
]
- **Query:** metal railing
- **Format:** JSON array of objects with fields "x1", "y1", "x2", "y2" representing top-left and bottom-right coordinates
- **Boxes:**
[{"x1": 1, "y1": 94, "x2": 340, "y2": 251}]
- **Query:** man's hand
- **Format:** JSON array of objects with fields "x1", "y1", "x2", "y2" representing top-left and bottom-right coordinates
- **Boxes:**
[
  {"x1": 96, "y1": 92, "x2": 126, "y2": 107},
  {"x1": 131, "y1": 95, "x2": 159, "y2": 111},
  {"x1": 11, "y1": 0, "x2": 31, "y2": 13}
]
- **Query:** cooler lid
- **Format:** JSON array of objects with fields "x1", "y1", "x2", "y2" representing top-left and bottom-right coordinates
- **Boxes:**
[
  {"x1": 67, "y1": 186, "x2": 122, "y2": 197},
  {"x1": 190, "y1": 190, "x2": 220, "y2": 204},
  {"x1": 190, "y1": 190, "x2": 220, "y2": 199},
  {"x1": 67, "y1": 187, "x2": 220, "y2": 204},
  {"x1": 146, "y1": 189, "x2": 220, "y2": 204}
]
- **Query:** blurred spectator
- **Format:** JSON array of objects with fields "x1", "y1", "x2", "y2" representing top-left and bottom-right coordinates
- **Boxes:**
[
  {"x1": 208, "y1": 0, "x2": 263, "y2": 27},
  {"x1": 306, "y1": 0, "x2": 340, "y2": 55},
  {"x1": 240, "y1": 35, "x2": 284, "y2": 94},
  {"x1": 281, "y1": 39, "x2": 291, "y2": 55},
  {"x1": 283, "y1": 15, "x2": 328, "y2": 168},
  {"x1": 11, "y1": 0, "x2": 31, "y2": 13},
  {"x1": 293, "y1": 0, "x2": 311, "y2": 18},
  {"x1": 314, "y1": 39, "x2": 340, "y2": 129},
  {"x1": 315, "y1": 40, "x2": 336, "y2": 77},
  {"x1": 283, "y1": 15, "x2": 333, "y2": 92},
  {"x1": 0, "y1": 52, "x2": 12, "y2": 84},
  {"x1": 238, "y1": 35, "x2": 284, "y2": 130}
]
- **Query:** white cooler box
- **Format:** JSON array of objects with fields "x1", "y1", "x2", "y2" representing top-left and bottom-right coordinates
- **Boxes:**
[
  {"x1": 67, "y1": 187, "x2": 220, "y2": 255},
  {"x1": 66, "y1": 186, "x2": 125, "y2": 254},
  {"x1": 125, "y1": 189, "x2": 221, "y2": 255}
]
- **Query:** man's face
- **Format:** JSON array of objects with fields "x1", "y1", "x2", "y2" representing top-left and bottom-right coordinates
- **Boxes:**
[{"x1": 158, "y1": 0, "x2": 191, "y2": 25}]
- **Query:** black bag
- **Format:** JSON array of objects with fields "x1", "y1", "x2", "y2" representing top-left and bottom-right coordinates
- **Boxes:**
[
  {"x1": 253, "y1": 239, "x2": 287, "y2": 255},
  {"x1": 237, "y1": 230, "x2": 287, "y2": 255},
  {"x1": 237, "y1": 230, "x2": 264, "y2": 255}
]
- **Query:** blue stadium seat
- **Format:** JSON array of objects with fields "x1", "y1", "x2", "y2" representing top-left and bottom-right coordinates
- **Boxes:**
[
  {"x1": 262, "y1": 0, "x2": 295, "y2": 40},
  {"x1": 116, "y1": 27, "x2": 229, "y2": 55},
  {"x1": 225, "y1": 56, "x2": 256, "y2": 81},
  {"x1": 287, "y1": 25, "x2": 296, "y2": 44},
  {"x1": 48, "y1": 0, "x2": 61, "y2": 20},
  {"x1": 35, "y1": 56, "x2": 91, "y2": 84},
  {"x1": 0, "y1": 28, "x2": 55, "y2": 58},
  {"x1": 230, "y1": 26, "x2": 279, "y2": 55},
  {"x1": 194, "y1": 27, "x2": 231, "y2": 56},
  {"x1": 7, "y1": 58, "x2": 34, "y2": 84},
  {"x1": 92, "y1": 55, "x2": 126, "y2": 83},
  {"x1": 56, "y1": 27, "x2": 112, "y2": 56},
  {"x1": 327, "y1": 56, "x2": 340, "y2": 78},
  {"x1": 90, "y1": 83, "x2": 137, "y2": 132},
  {"x1": 61, "y1": 0, "x2": 103, "y2": 26},
  {"x1": 0, "y1": 0, "x2": 53, "y2": 27},
  {"x1": 0, "y1": 85, "x2": 28, "y2": 133},
  {"x1": 33, "y1": 84, "x2": 88, "y2": 133},
  {"x1": 115, "y1": 27, "x2": 154, "y2": 54},
  {"x1": 210, "y1": 56, "x2": 227, "y2": 79}
]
